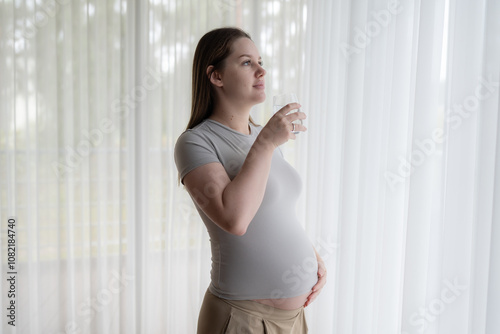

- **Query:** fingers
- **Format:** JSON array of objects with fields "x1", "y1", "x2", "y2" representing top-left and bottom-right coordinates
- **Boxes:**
[
  {"x1": 304, "y1": 291, "x2": 319, "y2": 307},
  {"x1": 262, "y1": 104, "x2": 307, "y2": 146},
  {"x1": 272, "y1": 104, "x2": 306, "y2": 128},
  {"x1": 287, "y1": 110, "x2": 306, "y2": 122},
  {"x1": 291, "y1": 123, "x2": 307, "y2": 133},
  {"x1": 304, "y1": 262, "x2": 327, "y2": 308},
  {"x1": 276, "y1": 102, "x2": 301, "y2": 115},
  {"x1": 304, "y1": 278, "x2": 326, "y2": 307},
  {"x1": 285, "y1": 110, "x2": 306, "y2": 135},
  {"x1": 304, "y1": 285, "x2": 323, "y2": 307},
  {"x1": 312, "y1": 273, "x2": 327, "y2": 292},
  {"x1": 287, "y1": 111, "x2": 307, "y2": 135}
]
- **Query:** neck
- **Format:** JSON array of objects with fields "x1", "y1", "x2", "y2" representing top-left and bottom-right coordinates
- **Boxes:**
[{"x1": 209, "y1": 101, "x2": 252, "y2": 135}]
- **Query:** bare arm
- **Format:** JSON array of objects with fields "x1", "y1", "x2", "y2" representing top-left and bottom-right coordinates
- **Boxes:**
[{"x1": 183, "y1": 103, "x2": 306, "y2": 236}]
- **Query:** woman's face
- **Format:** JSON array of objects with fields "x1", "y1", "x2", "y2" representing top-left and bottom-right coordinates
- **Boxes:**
[{"x1": 215, "y1": 37, "x2": 267, "y2": 108}]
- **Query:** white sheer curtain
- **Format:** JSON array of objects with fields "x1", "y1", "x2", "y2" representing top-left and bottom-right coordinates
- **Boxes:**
[
  {"x1": 1, "y1": 0, "x2": 499, "y2": 334},
  {"x1": 2, "y1": 0, "x2": 136, "y2": 333},
  {"x1": 299, "y1": 0, "x2": 500, "y2": 333}
]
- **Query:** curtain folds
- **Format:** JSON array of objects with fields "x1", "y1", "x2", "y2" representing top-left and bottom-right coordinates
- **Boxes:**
[{"x1": 1, "y1": 0, "x2": 498, "y2": 333}]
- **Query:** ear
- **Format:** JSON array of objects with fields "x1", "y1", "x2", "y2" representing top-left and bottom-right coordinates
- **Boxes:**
[{"x1": 206, "y1": 65, "x2": 223, "y2": 88}]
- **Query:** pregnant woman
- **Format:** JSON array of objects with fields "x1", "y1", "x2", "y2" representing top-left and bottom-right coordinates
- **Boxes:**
[{"x1": 174, "y1": 27, "x2": 327, "y2": 334}]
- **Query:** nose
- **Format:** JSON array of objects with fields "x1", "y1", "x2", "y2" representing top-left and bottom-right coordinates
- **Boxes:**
[{"x1": 256, "y1": 64, "x2": 266, "y2": 77}]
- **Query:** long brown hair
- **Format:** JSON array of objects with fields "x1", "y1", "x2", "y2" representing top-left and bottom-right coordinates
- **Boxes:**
[{"x1": 186, "y1": 27, "x2": 257, "y2": 130}]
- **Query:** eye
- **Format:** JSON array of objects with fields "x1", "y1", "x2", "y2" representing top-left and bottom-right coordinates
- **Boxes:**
[{"x1": 242, "y1": 59, "x2": 264, "y2": 67}]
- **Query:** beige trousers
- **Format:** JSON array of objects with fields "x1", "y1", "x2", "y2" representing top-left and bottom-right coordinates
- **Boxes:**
[{"x1": 197, "y1": 289, "x2": 308, "y2": 334}]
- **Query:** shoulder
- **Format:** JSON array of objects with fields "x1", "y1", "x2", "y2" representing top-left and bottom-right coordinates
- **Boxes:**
[
  {"x1": 175, "y1": 122, "x2": 213, "y2": 151},
  {"x1": 174, "y1": 123, "x2": 218, "y2": 168},
  {"x1": 174, "y1": 122, "x2": 221, "y2": 181}
]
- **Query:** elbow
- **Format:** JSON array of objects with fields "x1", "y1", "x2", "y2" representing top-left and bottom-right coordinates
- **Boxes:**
[
  {"x1": 222, "y1": 217, "x2": 249, "y2": 236},
  {"x1": 230, "y1": 225, "x2": 248, "y2": 236}
]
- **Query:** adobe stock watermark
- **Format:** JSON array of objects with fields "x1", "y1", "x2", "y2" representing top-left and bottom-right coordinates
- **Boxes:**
[
  {"x1": 14, "y1": 0, "x2": 70, "y2": 41},
  {"x1": 385, "y1": 74, "x2": 499, "y2": 190},
  {"x1": 268, "y1": 236, "x2": 338, "y2": 307},
  {"x1": 316, "y1": 235, "x2": 340, "y2": 262},
  {"x1": 406, "y1": 277, "x2": 468, "y2": 333},
  {"x1": 279, "y1": 236, "x2": 338, "y2": 293},
  {"x1": 53, "y1": 269, "x2": 134, "y2": 334},
  {"x1": 51, "y1": 66, "x2": 166, "y2": 179},
  {"x1": 213, "y1": 0, "x2": 241, "y2": 18},
  {"x1": 340, "y1": 0, "x2": 403, "y2": 63}
]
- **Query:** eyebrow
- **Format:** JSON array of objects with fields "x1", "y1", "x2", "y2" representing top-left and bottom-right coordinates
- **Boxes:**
[{"x1": 238, "y1": 54, "x2": 262, "y2": 60}]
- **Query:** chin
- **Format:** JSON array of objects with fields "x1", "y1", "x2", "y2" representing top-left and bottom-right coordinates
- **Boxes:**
[{"x1": 255, "y1": 92, "x2": 266, "y2": 104}]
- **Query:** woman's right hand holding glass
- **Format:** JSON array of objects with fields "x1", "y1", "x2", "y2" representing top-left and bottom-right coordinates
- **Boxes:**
[{"x1": 258, "y1": 103, "x2": 307, "y2": 148}]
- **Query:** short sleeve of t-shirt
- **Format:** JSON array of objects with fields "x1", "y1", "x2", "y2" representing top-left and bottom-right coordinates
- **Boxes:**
[{"x1": 174, "y1": 130, "x2": 220, "y2": 183}]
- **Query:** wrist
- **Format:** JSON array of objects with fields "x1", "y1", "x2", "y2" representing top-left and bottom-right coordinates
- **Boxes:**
[{"x1": 254, "y1": 130, "x2": 277, "y2": 152}]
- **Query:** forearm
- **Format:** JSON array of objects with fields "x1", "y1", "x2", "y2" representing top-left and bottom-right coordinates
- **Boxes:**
[{"x1": 220, "y1": 136, "x2": 275, "y2": 234}]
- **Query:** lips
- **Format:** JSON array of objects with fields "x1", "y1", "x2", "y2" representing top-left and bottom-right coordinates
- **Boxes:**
[{"x1": 253, "y1": 82, "x2": 265, "y2": 89}]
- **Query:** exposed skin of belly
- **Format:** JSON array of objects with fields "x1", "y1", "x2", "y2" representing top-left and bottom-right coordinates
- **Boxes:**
[{"x1": 252, "y1": 290, "x2": 311, "y2": 310}]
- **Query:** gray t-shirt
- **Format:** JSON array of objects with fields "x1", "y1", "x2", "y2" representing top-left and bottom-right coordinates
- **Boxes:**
[{"x1": 174, "y1": 119, "x2": 318, "y2": 300}]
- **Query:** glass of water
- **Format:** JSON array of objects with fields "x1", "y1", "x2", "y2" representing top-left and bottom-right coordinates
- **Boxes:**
[{"x1": 273, "y1": 93, "x2": 303, "y2": 134}]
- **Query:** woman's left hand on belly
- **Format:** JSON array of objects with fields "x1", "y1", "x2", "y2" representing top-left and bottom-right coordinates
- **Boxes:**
[{"x1": 304, "y1": 251, "x2": 327, "y2": 307}]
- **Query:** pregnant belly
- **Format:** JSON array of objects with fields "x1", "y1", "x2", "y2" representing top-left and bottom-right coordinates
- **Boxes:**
[{"x1": 252, "y1": 290, "x2": 311, "y2": 310}]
